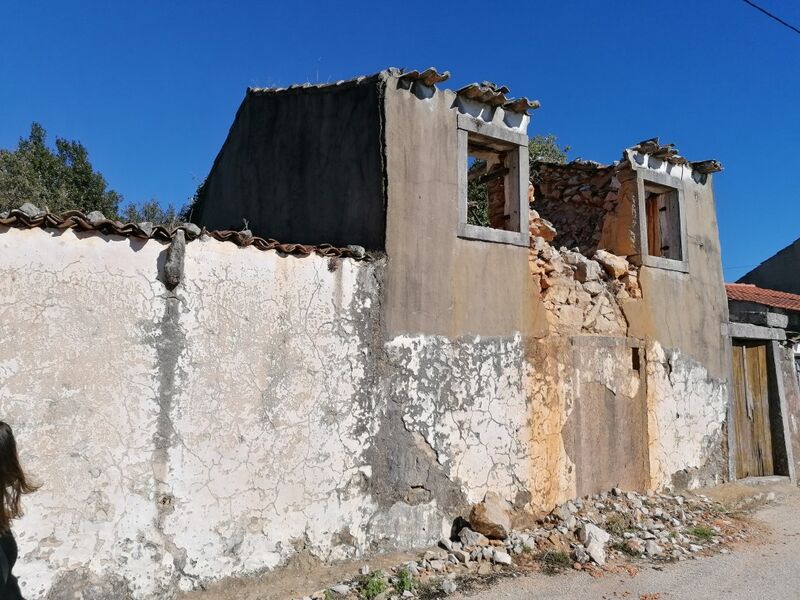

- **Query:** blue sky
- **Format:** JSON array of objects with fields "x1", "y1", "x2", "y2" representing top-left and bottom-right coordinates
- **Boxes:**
[{"x1": 1, "y1": 1, "x2": 798, "y2": 280}]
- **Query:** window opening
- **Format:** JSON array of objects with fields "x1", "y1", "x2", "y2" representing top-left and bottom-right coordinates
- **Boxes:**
[
  {"x1": 466, "y1": 133, "x2": 517, "y2": 231},
  {"x1": 644, "y1": 183, "x2": 682, "y2": 261}
]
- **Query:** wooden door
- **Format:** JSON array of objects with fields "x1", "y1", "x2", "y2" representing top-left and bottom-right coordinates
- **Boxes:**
[{"x1": 731, "y1": 342, "x2": 774, "y2": 478}]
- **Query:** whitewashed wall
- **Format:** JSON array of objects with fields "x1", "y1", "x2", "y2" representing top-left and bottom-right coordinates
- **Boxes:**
[
  {"x1": 0, "y1": 227, "x2": 534, "y2": 599},
  {"x1": 0, "y1": 228, "x2": 388, "y2": 597},
  {"x1": 0, "y1": 224, "x2": 731, "y2": 599}
]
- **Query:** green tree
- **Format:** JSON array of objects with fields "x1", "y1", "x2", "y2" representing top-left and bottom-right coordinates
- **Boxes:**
[
  {"x1": 120, "y1": 199, "x2": 182, "y2": 227},
  {"x1": 529, "y1": 134, "x2": 570, "y2": 166},
  {"x1": 0, "y1": 123, "x2": 122, "y2": 215}
]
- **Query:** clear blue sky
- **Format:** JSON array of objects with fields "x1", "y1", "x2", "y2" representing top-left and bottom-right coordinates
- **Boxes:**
[{"x1": 2, "y1": 1, "x2": 798, "y2": 280}]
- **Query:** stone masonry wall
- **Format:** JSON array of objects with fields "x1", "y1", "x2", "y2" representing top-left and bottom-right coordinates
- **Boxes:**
[
  {"x1": 532, "y1": 162, "x2": 618, "y2": 255},
  {"x1": 527, "y1": 147, "x2": 730, "y2": 502}
]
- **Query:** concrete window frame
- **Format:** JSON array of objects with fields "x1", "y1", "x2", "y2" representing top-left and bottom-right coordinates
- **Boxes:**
[
  {"x1": 634, "y1": 169, "x2": 689, "y2": 273},
  {"x1": 456, "y1": 114, "x2": 529, "y2": 247}
]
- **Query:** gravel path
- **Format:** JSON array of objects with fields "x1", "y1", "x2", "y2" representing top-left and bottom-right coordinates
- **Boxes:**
[{"x1": 455, "y1": 485, "x2": 800, "y2": 600}]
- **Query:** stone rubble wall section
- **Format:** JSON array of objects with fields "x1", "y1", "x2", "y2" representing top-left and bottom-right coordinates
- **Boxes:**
[
  {"x1": 532, "y1": 162, "x2": 619, "y2": 255},
  {"x1": 528, "y1": 235, "x2": 639, "y2": 336}
]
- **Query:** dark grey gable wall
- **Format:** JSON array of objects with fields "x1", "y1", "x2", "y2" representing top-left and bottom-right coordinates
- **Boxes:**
[
  {"x1": 738, "y1": 238, "x2": 800, "y2": 295},
  {"x1": 197, "y1": 80, "x2": 386, "y2": 249}
]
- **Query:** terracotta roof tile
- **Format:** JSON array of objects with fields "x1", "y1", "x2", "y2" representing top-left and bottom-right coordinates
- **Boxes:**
[
  {"x1": 0, "y1": 206, "x2": 371, "y2": 260},
  {"x1": 726, "y1": 283, "x2": 800, "y2": 312}
]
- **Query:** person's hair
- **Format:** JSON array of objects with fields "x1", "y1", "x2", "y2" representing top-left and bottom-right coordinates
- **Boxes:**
[{"x1": 0, "y1": 422, "x2": 38, "y2": 532}]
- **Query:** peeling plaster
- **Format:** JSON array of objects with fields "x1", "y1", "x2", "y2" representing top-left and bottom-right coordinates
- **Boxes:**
[
  {"x1": 384, "y1": 334, "x2": 533, "y2": 507},
  {"x1": 645, "y1": 341, "x2": 728, "y2": 490}
]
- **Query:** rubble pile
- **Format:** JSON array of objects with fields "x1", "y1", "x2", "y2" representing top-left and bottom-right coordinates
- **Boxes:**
[
  {"x1": 529, "y1": 235, "x2": 640, "y2": 334},
  {"x1": 300, "y1": 488, "x2": 758, "y2": 599}
]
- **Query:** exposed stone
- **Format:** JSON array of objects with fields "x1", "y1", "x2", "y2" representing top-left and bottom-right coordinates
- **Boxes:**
[
  {"x1": 459, "y1": 527, "x2": 489, "y2": 548},
  {"x1": 577, "y1": 523, "x2": 610, "y2": 546},
  {"x1": 625, "y1": 538, "x2": 644, "y2": 555},
  {"x1": 429, "y1": 559, "x2": 446, "y2": 572},
  {"x1": 86, "y1": 211, "x2": 107, "y2": 226},
  {"x1": 17, "y1": 202, "x2": 44, "y2": 218},
  {"x1": 163, "y1": 229, "x2": 186, "y2": 290},
  {"x1": 491, "y1": 550, "x2": 512, "y2": 565},
  {"x1": 138, "y1": 222, "x2": 155, "y2": 237},
  {"x1": 182, "y1": 222, "x2": 202, "y2": 236},
  {"x1": 645, "y1": 540, "x2": 662, "y2": 556},
  {"x1": 594, "y1": 249, "x2": 629, "y2": 278},
  {"x1": 575, "y1": 259, "x2": 602, "y2": 283},
  {"x1": 347, "y1": 244, "x2": 366, "y2": 259},
  {"x1": 530, "y1": 216, "x2": 557, "y2": 242},
  {"x1": 441, "y1": 578, "x2": 457, "y2": 594},
  {"x1": 586, "y1": 537, "x2": 606, "y2": 566},
  {"x1": 469, "y1": 492, "x2": 512, "y2": 540}
]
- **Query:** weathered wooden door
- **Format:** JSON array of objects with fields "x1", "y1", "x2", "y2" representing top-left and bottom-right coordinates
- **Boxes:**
[{"x1": 731, "y1": 341, "x2": 774, "y2": 478}]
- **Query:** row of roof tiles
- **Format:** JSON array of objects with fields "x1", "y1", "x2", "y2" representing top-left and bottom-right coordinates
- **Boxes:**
[
  {"x1": 249, "y1": 67, "x2": 540, "y2": 115},
  {"x1": 726, "y1": 283, "x2": 800, "y2": 313},
  {"x1": 532, "y1": 138, "x2": 723, "y2": 174},
  {"x1": 0, "y1": 205, "x2": 369, "y2": 260}
]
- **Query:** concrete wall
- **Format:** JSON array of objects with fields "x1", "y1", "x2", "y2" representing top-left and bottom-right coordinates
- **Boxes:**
[
  {"x1": 382, "y1": 79, "x2": 544, "y2": 339},
  {"x1": 738, "y1": 237, "x2": 800, "y2": 295},
  {"x1": 194, "y1": 79, "x2": 386, "y2": 249}
]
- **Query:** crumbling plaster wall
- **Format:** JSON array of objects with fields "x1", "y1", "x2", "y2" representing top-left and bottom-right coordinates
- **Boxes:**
[
  {"x1": 0, "y1": 223, "x2": 546, "y2": 598},
  {"x1": 382, "y1": 76, "x2": 732, "y2": 511},
  {"x1": 0, "y1": 227, "x2": 169, "y2": 598},
  {"x1": 622, "y1": 157, "x2": 730, "y2": 488},
  {"x1": 531, "y1": 149, "x2": 731, "y2": 495},
  {"x1": 380, "y1": 77, "x2": 546, "y2": 516},
  {"x1": 0, "y1": 226, "x2": 392, "y2": 598}
]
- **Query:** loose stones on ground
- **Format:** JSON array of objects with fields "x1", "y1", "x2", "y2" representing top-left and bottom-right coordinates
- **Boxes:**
[{"x1": 305, "y1": 487, "x2": 763, "y2": 599}]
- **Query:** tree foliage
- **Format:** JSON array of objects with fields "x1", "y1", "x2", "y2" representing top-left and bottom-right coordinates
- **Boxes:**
[
  {"x1": 0, "y1": 123, "x2": 122, "y2": 215},
  {"x1": 529, "y1": 133, "x2": 570, "y2": 184},
  {"x1": 529, "y1": 134, "x2": 570, "y2": 166},
  {"x1": 120, "y1": 200, "x2": 183, "y2": 228},
  {"x1": 0, "y1": 123, "x2": 188, "y2": 225}
]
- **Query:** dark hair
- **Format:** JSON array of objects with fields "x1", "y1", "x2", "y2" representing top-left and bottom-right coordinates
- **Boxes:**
[{"x1": 0, "y1": 422, "x2": 38, "y2": 532}]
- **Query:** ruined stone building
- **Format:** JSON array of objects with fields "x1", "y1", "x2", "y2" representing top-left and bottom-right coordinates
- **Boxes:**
[{"x1": 0, "y1": 67, "x2": 798, "y2": 598}]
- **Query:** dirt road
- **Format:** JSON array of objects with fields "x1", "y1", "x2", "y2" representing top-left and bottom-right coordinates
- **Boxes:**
[{"x1": 455, "y1": 483, "x2": 800, "y2": 600}]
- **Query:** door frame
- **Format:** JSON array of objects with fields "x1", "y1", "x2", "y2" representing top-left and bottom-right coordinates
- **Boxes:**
[{"x1": 727, "y1": 323, "x2": 796, "y2": 483}]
